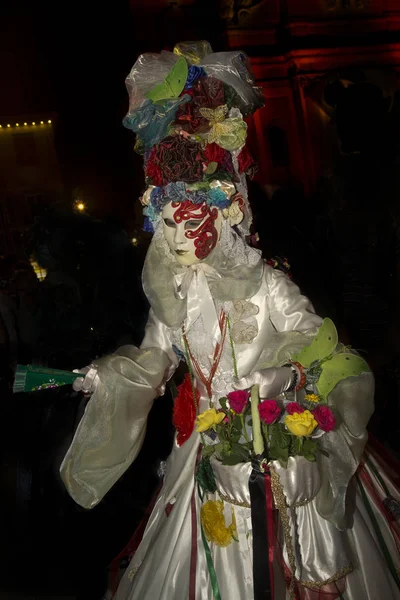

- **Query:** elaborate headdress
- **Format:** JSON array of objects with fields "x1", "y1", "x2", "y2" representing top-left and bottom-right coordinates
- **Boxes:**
[
  {"x1": 123, "y1": 40, "x2": 264, "y2": 238},
  {"x1": 123, "y1": 41, "x2": 265, "y2": 331}
]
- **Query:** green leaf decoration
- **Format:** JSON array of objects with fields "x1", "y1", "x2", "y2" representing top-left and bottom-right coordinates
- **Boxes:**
[
  {"x1": 317, "y1": 352, "x2": 370, "y2": 400},
  {"x1": 219, "y1": 397, "x2": 228, "y2": 412},
  {"x1": 233, "y1": 415, "x2": 242, "y2": 431},
  {"x1": 146, "y1": 57, "x2": 188, "y2": 103},
  {"x1": 218, "y1": 426, "x2": 229, "y2": 443},
  {"x1": 290, "y1": 435, "x2": 303, "y2": 456},
  {"x1": 202, "y1": 444, "x2": 216, "y2": 458},
  {"x1": 221, "y1": 453, "x2": 246, "y2": 466},
  {"x1": 302, "y1": 438, "x2": 318, "y2": 455},
  {"x1": 304, "y1": 453, "x2": 316, "y2": 462},
  {"x1": 270, "y1": 423, "x2": 290, "y2": 449},
  {"x1": 204, "y1": 161, "x2": 218, "y2": 175},
  {"x1": 293, "y1": 318, "x2": 338, "y2": 368},
  {"x1": 269, "y1": 443, "x2": 289, "y2": 462},
  {"x1": 196, "y1": 457, "x2": 217, "y2": 494},
  {"x1": 230, "y1": 430, "x2": 241, "y2": 444},
  {"x1": 231, "y1": 442, "x2": 251, "y2": 461}
]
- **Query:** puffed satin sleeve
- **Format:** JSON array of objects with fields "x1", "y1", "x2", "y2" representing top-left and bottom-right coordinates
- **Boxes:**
[
  {"x1": 316, "y1": 371, "x2": 374, "y2": 530},
  {"x1": 60, "y1": 309, "x2": 178, "y2": 509},
  {"x1": 266, "y1": 266, "x2": 323, "y2": 333}
]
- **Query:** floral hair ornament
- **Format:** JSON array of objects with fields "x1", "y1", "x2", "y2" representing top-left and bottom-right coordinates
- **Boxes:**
[{"x1": 140, "y1": 180, "x2": 243, "y2": 230}]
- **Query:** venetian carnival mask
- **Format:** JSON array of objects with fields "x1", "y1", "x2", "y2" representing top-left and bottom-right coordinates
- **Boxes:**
[
  {"x1": 141, "y1": 180, "x2": 246, "y2": 265},
  {"x1": 162, "y1": 200, "x2": 223, "y2": 266}
]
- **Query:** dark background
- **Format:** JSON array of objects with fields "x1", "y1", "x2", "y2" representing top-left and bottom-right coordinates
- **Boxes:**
[{"x1": 1, "y1": 0, "x2": 400, "y2": 598}]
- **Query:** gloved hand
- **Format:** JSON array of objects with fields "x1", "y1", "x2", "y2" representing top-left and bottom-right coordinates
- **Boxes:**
[
  {"x1": 72, "y1": 364, "x2": 100, "y2": 395},
  {"x1": 233, "y1": 365, "x2": 297, "y2": 399}
]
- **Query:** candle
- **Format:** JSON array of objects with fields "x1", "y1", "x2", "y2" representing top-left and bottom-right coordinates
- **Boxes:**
[{"x1": 250, "y1": 384, "x2": 264, "y2": 456}]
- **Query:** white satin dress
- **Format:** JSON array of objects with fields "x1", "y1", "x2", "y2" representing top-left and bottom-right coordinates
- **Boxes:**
[{"x1": 61, "y1": 264, "x2": 400, "y2": 600}]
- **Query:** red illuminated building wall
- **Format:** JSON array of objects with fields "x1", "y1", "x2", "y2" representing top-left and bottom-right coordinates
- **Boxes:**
[{"x1": 129, "y1": 0, "x2": 400, "y2": 196}]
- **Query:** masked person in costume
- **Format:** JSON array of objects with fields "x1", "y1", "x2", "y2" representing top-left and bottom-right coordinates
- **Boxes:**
[{"x1": 61, "y1": 42, "x2": 400, "y2": 600}]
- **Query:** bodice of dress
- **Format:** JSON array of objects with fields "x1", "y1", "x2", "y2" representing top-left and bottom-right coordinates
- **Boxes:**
[{"x1": 144, "y1": 264, "x2": 323, "y2": 408}]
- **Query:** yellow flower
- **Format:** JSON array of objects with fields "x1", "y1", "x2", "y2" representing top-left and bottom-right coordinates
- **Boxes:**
[
  {"x1": 285, "y1": 410, "x2": 318, "y2": 437},
  {"x1": 195, "y1": 408, "x2": 225, "y2": 432},
  {"x1": 304, "y1": 393, "x2": 320, "y2": 403},
  {"x1": 201, "y1": 500, "x2": 237, "y2": 547}
]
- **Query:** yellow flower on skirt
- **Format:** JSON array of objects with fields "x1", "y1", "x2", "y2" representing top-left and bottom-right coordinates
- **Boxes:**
[
  {"x1": 195, "y1": 408, "x2": 225, "y2": 432},
  {"x1": 285, "y1": 410, "x2": 318, "y2": 437},
  {"x1": 201, "y1": 500, "x2": 237, "y2": 547}
]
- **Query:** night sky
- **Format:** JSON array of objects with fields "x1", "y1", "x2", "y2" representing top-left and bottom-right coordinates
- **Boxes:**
[{"x1": 0, "y1": 1, "x2": 226, "y2": 226}]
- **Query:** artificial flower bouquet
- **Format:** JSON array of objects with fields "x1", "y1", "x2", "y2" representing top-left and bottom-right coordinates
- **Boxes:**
[{"x1": 195, "y1": 386, "x2": 336, "y2": 468}]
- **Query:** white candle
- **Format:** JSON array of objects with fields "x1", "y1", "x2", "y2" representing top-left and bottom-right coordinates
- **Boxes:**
[{"x1": 250, "y1": 384, "x2": 264, "y2": 456}]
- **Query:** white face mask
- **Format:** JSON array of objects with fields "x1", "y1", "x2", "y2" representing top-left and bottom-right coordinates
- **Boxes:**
[{"x1": 162, "y1": 201, "x2": 222, "y2": 266}]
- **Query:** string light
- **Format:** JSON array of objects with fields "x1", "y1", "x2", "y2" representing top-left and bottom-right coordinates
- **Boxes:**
[{"x1": 0, "y1": 119, "x2": 54, "y2": 130}]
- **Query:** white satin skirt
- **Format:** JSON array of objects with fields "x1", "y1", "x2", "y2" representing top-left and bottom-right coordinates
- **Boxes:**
[{"x1": 114, "y1": 433, "x2": 400, "y2": 600}]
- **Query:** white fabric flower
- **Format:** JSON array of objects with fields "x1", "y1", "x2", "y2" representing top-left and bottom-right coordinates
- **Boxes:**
[
  {"x1": 224, "y1": 199, "x2": 244, "y2": 226},
  {"x1": 140, "y1": 185, "x2": 155, "y2": 207}
]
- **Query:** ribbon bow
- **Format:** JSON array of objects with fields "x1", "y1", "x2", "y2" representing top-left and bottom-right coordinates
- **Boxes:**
[{"x1": 174, "y1": 263, "x2": 222, "y2": 342}]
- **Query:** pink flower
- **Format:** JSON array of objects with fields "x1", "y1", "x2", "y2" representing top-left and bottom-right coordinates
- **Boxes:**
[
  {"x1": 227, "y1": 390, "x2": 249, "y2": 414},
  {"x1": 312, "y1": 405, "x2": 336, "y2": 432},
  {"x1": 258, "y1": 399, "x2": 281, "y2": 425},
  {"x1": 286, "y1": 402, "x2": 305, "y2": 415}
]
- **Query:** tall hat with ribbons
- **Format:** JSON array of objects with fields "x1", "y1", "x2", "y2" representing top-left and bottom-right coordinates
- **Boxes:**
[{"x1": 123, "y1": 40, "x2": 264, "y2": 238}]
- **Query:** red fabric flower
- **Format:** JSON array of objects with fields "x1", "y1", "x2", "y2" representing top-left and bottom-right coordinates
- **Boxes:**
[
  {"x1": 172, "y1": 373, "x2": 198, "y2": 446},
  {"x1": 258, "y1": 399, "x2": 281, "y2": 425},
  {"x1": 204, "y1": 142, "x2": 227, "y2": 165},
  {"x1": 203, "y1": 143, "x2": 237, "y2": 179},
  {"x1": 285, "y1": 402, "x2": 305, "y2": 415},
  {"x1": 149, "y1": 136, "x2": 205, "y2": 185},
  {"x1": 227, "y1": 390, "x2": 249, "y2": 414},
  {"x1": 145, "y1": 155, "x2": 163, "y2": 186},
  {"x1": 237, "y1": 146, "x2": 257, "y2": 178},
  {"x1": 312, "y1": 405, "x2": 336, "y2": 432},
  {"x1": 175, "y1": 76, "x2": 225, "y2": 134}
]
